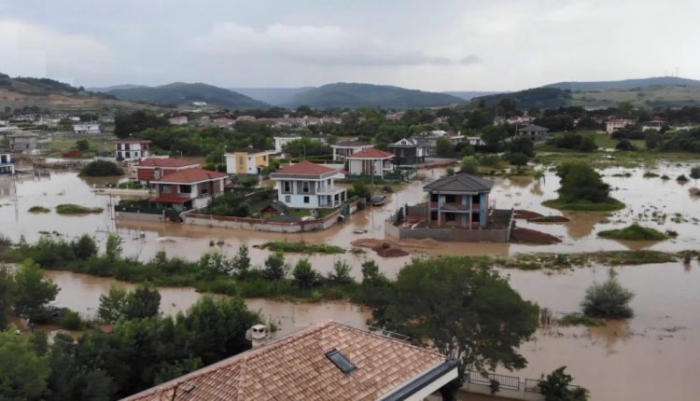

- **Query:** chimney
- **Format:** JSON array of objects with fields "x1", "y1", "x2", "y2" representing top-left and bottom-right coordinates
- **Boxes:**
[{"x1": 246, "y1": 324, "x2": 268, "y2": 349}]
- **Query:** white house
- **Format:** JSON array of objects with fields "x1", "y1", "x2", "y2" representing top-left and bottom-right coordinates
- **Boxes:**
[
  {"x1": 73, "y1": 123, "x2": 102, "y2": 135},
  {"x1": 149, "y1": 168, "x2": 227, "y2": 211},
  {"x1": 346, "y1": 148, "x2": 395, "y2": 179},
  {"x1": 330, "y1": 140, "x2": 374, "y2": 161},
  {"x1": 168, "y1": 116, "x2": 188, "y2": 126},
  {"x1": 273, "y1": 135, "x2": 302, "y2": 153},
  {"x1": 605, "y1": 119, "x2": 633, "y2": 134},
  {"x1": 270, "y1": 161, "x2": 347, "y2": 209},
  {"x1": 115, "y1": 140, "x2": 151, "y2": 161}
]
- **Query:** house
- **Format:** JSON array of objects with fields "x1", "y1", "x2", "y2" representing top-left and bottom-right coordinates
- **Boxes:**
[
  {"x1": 273, "y1": 135, "x2": 302, "y2": 153},
  {"x1": 465, "y1": 136, "x2": 486, "y2": 147},
  {"x1": 121, "y1": 321, "x2": 459, "y2": 401},
  {"x1": 225, "y1": 149, "x2": 274, "y2": 175},
  {"x1": 347, "y1": 148, "x2": 395, "y2": 179},
  {"x1": 149, "y1": 168, "x2": 227, "y2": 211},
  {"x1": 0, "y1": 152, "x2": 14, "y2": 175},
  {"x1": 115, "y1": 140, "x2": 152, "y2": 161},
  {"x1": 388, "y1": 138, "x2": 428, "y2": 166},
  {"x1": 270, "y1": 161, "x2": 347, "y2": 209},
  {"x1": 135, "y1": 158, "x2": 201, "y2": 184},
  {"x1": 414, "y1": 130, "x2": 464, "y2": 155},
  {"x1": 73, "y1": 123, "x2": 102, "y2": 135},
  {"x1": 515, "y1": 125, "x2": 550, "y2": 142},
  {"x1": 330, "y1": 140, "x2": 374, "y2": 161},
  {"x1": 605, "y1": 119, "x2": 632, "y2": 134},
  {"x1": 9, "y1": 133, "x2": 39, "y2": 152},
  {"x1": 168, "y1": 116, "x2": 189, "y2": 126},
  {"x1": 642, "y1": 119, "x2": 666, "y2": 132},
  {"x1": 424, "y1": 174, "x2": 494, "y2": 228}
]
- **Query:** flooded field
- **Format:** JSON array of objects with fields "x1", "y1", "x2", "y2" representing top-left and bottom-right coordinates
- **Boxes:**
[{"x1": 2, "y1": 162, "x2": 700, "y2": 401}]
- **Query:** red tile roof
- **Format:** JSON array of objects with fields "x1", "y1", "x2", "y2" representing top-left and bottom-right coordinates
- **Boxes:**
[
  {"x1": 150, "y1": 195, "x2": 191, "y2": 204},
  {"x1": 272, "y1": 160, "x2": 338, "y2": 177},
  {"x1": 137, "y1": 158, "x2": 201, "y2": 168},
  {"x1": 347, "y1": 148, "x2": 395, "y2": 159},
  {"x1": 152, "y1": 168, "x2": 228, "y2": 184},
  {"x1": 121, "y1": 321, "x2": 449, "y2": 401}
]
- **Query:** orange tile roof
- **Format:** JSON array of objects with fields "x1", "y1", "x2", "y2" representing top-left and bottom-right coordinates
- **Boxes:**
[
  {"x1": 137, "y1": 158, "x2": 201, "y2": 168},
  {"x1": 121, "y1": 321, "x2": 447, "y2": 401},
  {"x1": 152, "y1": 168, "x2": 228, "y2": 184},
  {"x1": 347, "y1": 148, "x2": 395, "y2": 159},
  {"x1": 272, "y1": 160, "x2": 338, "y2": 176}
]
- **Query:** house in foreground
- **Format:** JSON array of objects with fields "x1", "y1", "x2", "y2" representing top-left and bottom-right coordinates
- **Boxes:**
[
  {"x1": 515, "y1": 125, "x2": 550, "y2": 142},
  {"x1": 149, "y1": 168, "x2": 227, "y2": 211},
  {"x1": 331, "y1": 140, "x2": 374, "y2": 161},
  {"x1": 115, "y1": 140, "x2": 151, "y2": 161},
  {"x1": 388, "y1": 138, "x2": 428, "y2": 166},
  {"x1": 122, "y1": 321, "x2": 459, "y2": 401},
  {"x1": 225, "y1": 148, "x2": 274, "y2": 175},
  {"x1": 135, "y1": 158, "x2": 201, "y2": 185},
  {"x1": 270, "y1": 161, "x2": 347, "y2": 209},
  {"x1": 346, "y1": 148, "x2": 395, "y2": 179},
  {"x1": 0, "y1": 152, "x2": 14, "y2": 175}
]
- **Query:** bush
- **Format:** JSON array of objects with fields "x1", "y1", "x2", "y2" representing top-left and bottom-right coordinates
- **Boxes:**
[
  {"x1": 460, "y1": 156, "x2": 479, "y2": 174},
  {"x1": 598, "y1": 224, "x2": 667, "y2": 241},
  {"x1": 538, "y1": 367, "x2": 589, "y2": 401},
  {"x1": 28, "y1": 206, "x2": 51, "y2": 213},
  {"x1": 60, "y1": 311, "x2": 84, "y2": 330},
  {"x1": 79, "y1": 160, "x2": 124, "y2": 176},
  {"x1": 558, "y1": 313, "x2": 599, "y2": 327},
  {"x1": 260, "y1": 241, "x2": 345, "y2": 254},
  {"x1": 55, "y1": 204, "x2": 104, "y2": 215},
  {"x1": 581, "y1": 279, "x2": 634, "y2": 319},
  {"x1": 615, "y1": 139, "x2": 636, "y2": 151}
]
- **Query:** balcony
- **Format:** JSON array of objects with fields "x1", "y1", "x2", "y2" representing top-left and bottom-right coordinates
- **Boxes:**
[{"x1": 429, "y1": 202, "x2": 479, "y2": 211}]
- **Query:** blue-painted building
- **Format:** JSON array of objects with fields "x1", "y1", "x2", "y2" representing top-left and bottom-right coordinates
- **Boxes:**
[
  {"x1": 423, "y1": 174, "x2": 494, "y2": 228},
  {"x1": 0, "y1": 152, "x2": 14, "y2": 175}
]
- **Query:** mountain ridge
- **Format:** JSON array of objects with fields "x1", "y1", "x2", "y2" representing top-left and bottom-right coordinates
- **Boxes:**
[{"x1": 107, "y1": 82, "x2": 267, "y2": 108}]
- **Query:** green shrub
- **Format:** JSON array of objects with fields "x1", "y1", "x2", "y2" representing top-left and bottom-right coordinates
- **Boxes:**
[
  {"x1": 538, "y1": 367, "x2": 589, "y2": 401},
  {"x1": 56, "y1": 204, "x2": 104, "y2": 215},
  {"x1": 582, "y1": 279, "x2": 634, "y2": 319},
  {"x1": 79, "y1": 160, "x2": 124, "y2": 176},
  {"x1": 558, "y1": 313, "x2": 600, "y2": 327},
  {"x1": 260, "y1": 241, "x2": 345, "y2": 254},
  {"x1": 60, "y1": 311, "x2": 84, "y2": 330},
  {"x1": 598, "y1": 224, "x2": 667, "y2": 241},
  {"x1": 28, "y1": 206, "x2": 51, "y2": 213}
]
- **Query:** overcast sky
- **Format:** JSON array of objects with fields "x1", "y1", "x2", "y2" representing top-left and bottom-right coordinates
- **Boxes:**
[{"x1": 0, "y1": 0, "x2": 698, "y2": 91}]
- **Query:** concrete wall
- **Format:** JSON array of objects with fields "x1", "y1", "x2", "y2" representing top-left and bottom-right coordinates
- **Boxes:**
[
  {"x1": 115, "y1": 211, "x2": 166, "y2": 222},
  {"x1": 184, "y1": 209, "x2": 342, "y2": 233},
  {"x1": 385, "y1": 224, "x2": 510, "y2": 243}
]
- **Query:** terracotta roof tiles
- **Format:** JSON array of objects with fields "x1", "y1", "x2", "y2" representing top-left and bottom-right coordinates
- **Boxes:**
[
  {"x1": 271, "y1": 160, "x2": 338, "y2": 177},
  {"x1": 347, "y1": 148, "x2": 395, "y2": 159},
  {"x1": 137, "y1": 158, "x2": 201, "y2": 168},
  {"x1": 152, "y1": 168, "x2": 228, "y2": 184}
]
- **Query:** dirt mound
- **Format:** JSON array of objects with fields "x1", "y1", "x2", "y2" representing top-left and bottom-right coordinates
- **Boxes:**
[
  {"x1": 351, "y1": 238, "x2": 411, "y2": 257},
  {"x1": 376, "y1": 246, "x2": 410, "y2": 257},
  {"x1": 511, "y1": 227, "x2": 562, "y2": 245},
  {"x1": 514, "y1": 209, "x2": 544, "y2": 220}
]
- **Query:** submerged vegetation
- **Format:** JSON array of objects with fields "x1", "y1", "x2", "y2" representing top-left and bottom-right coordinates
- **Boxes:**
[
  {"x1": 79, "y1": 160, "x2": 124, "y2": 176},
  {"x1": 55, "y1": 204, "x2": 104, "y2": 215},
  {"x1": 558, "y1": 313, "x2": 600, "y2": 327},
  {"x1": 260, "y1": 241, "x2": 345, "y2": 254},
  {"x1": 582, "y1": 279, "x2": 635, "y2": 319},
  {"x1": 543, "y1": 162, "x2": 625, "y2": 212},
  {"x1": 28, "y1": 206, "x2": 51, "y2": 213},
  {"x1": 598, "y1": 224, "x2": 668, "y2": 241}
]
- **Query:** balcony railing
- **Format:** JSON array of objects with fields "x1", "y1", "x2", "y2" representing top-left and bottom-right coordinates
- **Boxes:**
[{"x1": 429, "y1": 202, "x2": 480, "y2": 211}]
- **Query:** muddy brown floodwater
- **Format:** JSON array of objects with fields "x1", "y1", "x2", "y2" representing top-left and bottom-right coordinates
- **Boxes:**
[{"x1": 3, "y1": 162, "x2": 700, "y2": 401}]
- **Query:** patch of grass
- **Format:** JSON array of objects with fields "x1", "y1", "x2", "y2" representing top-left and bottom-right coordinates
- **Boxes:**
[
  {"x1": 598, "y1": 224, "x2": 667, "y2": 241},
  {"x1": 56, "y1": 204, "x2": 104, "y2": 215},
  {"x1": 593, "y1": 250, "x2": 676, "y2": 265},
  {"x1": 528, "y1": 215, "x2": 570, "y2": 223},
  {"x1": 543, "y1": 198, "x2": 626, "y2": 212},
  {"x1": 643, "y1": 172, "x2": 659, "y2": 178},
  {"x1": 28, "y1": 206, "x2": 51, "y2": 213},
  {"x1": 260, "y1": 241, "x2": 345, "y2": 254},
  {"x1": 558, "y1": 312, "x2": 601, "y2": 327}
]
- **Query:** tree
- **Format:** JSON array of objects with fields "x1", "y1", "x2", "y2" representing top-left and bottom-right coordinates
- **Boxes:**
[
  {"x1": 507, "y1": 137, "x2": 534, "y2": 157},
  {"x1": 644, "y1": 130, "x2": 660, "y2": 149},
  {"x1": 114, "y1": 110, "x2": 169, "y2": 139},
  {"x1": 263, "y1": 252, "x2": 287, "y2": 280},
  {"x1": 481, "y1": 125, "x2": 507, "y2": 152},
  {"x1": 327, "y1": 259, "x2": 354, "y2": 285},
  {"x1": 105, "y1": 233, "x2": 123, "y2": 262},
  {"x1": 435, "y1": 137, "x2": 455, "y2": 158},
  {"x1": 0, "y1": 269, "x2": 13, "y2": 330},
  {"x1": 690, "y1": 167, "x2": 700, "y2": 186},
  {"x1": 615, "y1": 139, "x2": 636, "y2": 151},
  {"x1": 0, "y1": 329, "x2": 51, "y2": 401},
  {"x1": 12, "y1": 259, "x2": 59, "y2": 321},
  {"x1": 76, "y1": 139, "x2": 90, "y2": 152},
  {"x1": 282, "y1": 138, "x2": 329, "y2": 158},
  {"x1": 72, "y1": 234, "x2": 98, "y2": 260},
  {"x1": 538, "y1": 367, "x2": 589, "y2": 401},
  {"x1": 123, "y1": 285, "x2": 161, "y2": 320},
  {"x1": 555, "y1": 162, "x2": 611, "y2": 204},
  {"x1": 231, "y1": 245, "x2": 251, "y2": 276},
  {"x1": 460, "y1": 156, "x2": 480, "y2": 175},
  {"x1": 98, "y1": 285, "x2": 129, "y2": 323},
  {"x1": 581, "y1": 279, "x2": 634, "y2": 319},
  {"x1": 373, "y1": 257, "x2": 538, "y2": 377},
  {"x1": 79, "y1": 160, "x2": 124, "y2": 177},
  {"x1": 505, "y1": 152, "x2": 530, "y2": 173},
  {"x1": 292, "y1": 258, "x2": 319, "y2": 289}
]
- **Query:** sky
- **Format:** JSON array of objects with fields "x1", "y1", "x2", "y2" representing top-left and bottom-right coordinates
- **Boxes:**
[{"x1": 0, "y1": 0, "x2": 698, "y2": 91}]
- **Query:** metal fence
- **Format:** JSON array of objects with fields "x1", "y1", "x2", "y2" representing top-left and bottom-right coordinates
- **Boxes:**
[{"x1": 466, "y1": 370, "x2": 521, "y2": 391}]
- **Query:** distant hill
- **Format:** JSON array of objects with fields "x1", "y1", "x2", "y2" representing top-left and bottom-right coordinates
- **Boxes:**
[
  {"x1": 107, "y1": 82, "x2": 267, "y2": 108},
  {"x1": 442, "y1": 91, "x2": 503, "y2": 100},
  {"x1": 0, "y1": 72, "x2": 148, "y2": 112},
  {"x1": 88, "y1": 84, "x2": 148, "y2": 92},
  {"x1": 472, "y1": 87, "x2": 572, "y2": 109},
  {"x1": 230, "y1": 87, "x2": 313, "y2": 106},
  {"x1": 544, "y1": 76, "x2": 700, "y2": 91},
  {"x1": 285, "y1": 83, "x2": 464, "y2": 109}
]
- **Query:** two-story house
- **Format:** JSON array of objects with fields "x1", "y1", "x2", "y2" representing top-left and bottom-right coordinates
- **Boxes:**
[
  {"x1": 346, "y1": 148, "x2": 395, "y2": 179},
  {"x1": 330, "y1": 140, "x2": 374, "y2": 161},
  {"x1": 388, "y1": 138, "x2": 428, "y2": 166},
  {"x1": 423, "y1": 174, "x2": 494, "y2": 228},
  {"x1": 135, "y1": 158, "x2": 201, "y2": 185},
  {"x1": 0, "y1": 152, "x2": 14, "y2": 175},
  {"x1": 115, "y1": 140, "x2": 152, "y2": 161},
  {"x1": 150, "y1": 168, "x2": 228, "y2": 211},
  {"x1": 270, "y1": 161, "x2": 347, "y2": 209},
  {"x1": 225, "y1": 148, "x2": 274, "y2": 175},
  {"x1": 273, "y1": 135, "x2": 302, "y2": 153},
  {"x1": 9, "y1": 133, "x2": 38, "y2": 152},
  {"x1": 515, "y1": 125, "x2": 550, "y2": 142},
  {"x1": 73, "y1": 123, "x2": 102, "y2": 135}
]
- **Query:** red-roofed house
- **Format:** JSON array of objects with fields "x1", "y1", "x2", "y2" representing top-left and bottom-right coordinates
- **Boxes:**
[
  {"x1": 150, "y1": 168, "x2": 228, "y2": 211},
  {"x1": 135, "y1": 158, "x2": 202, "y2": 185},
  {"x1": 270, "y1": 161, "x2": 347, "y2": 209},
  {"x1": 346, "y1": 148, "x2": 395, "y2": 179}
]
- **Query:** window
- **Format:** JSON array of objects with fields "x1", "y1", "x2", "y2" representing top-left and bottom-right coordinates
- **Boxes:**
[
  {"x1": 239, "y1": 156, "x2": 244, "y2": 165},
  {"x1": 180, "y1": 185, "x2": 192, "y2": 193},
  {"x1": 161, "y1": 185, "x2": 171, "y2": 193},
  {"x1": 325, "y1": 349, "x2": 356, "y2": 375},
  {"x1": 283, "y1": 181, "x2": 292, "y2": 192},
  {"x1": 302, "y1": 181, "x2": 310, "y2": 193},
  {"x1": 303, "y1": 196, "x2": 310, "y2": 204},
  {"x1": 285, "y1": 195, "x2": 291, "y2": 203}
]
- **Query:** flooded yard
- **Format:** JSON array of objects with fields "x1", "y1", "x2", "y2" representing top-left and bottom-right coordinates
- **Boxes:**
[{"x1": 2, "y1": 162, "x2": 700, "y2": 401}]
